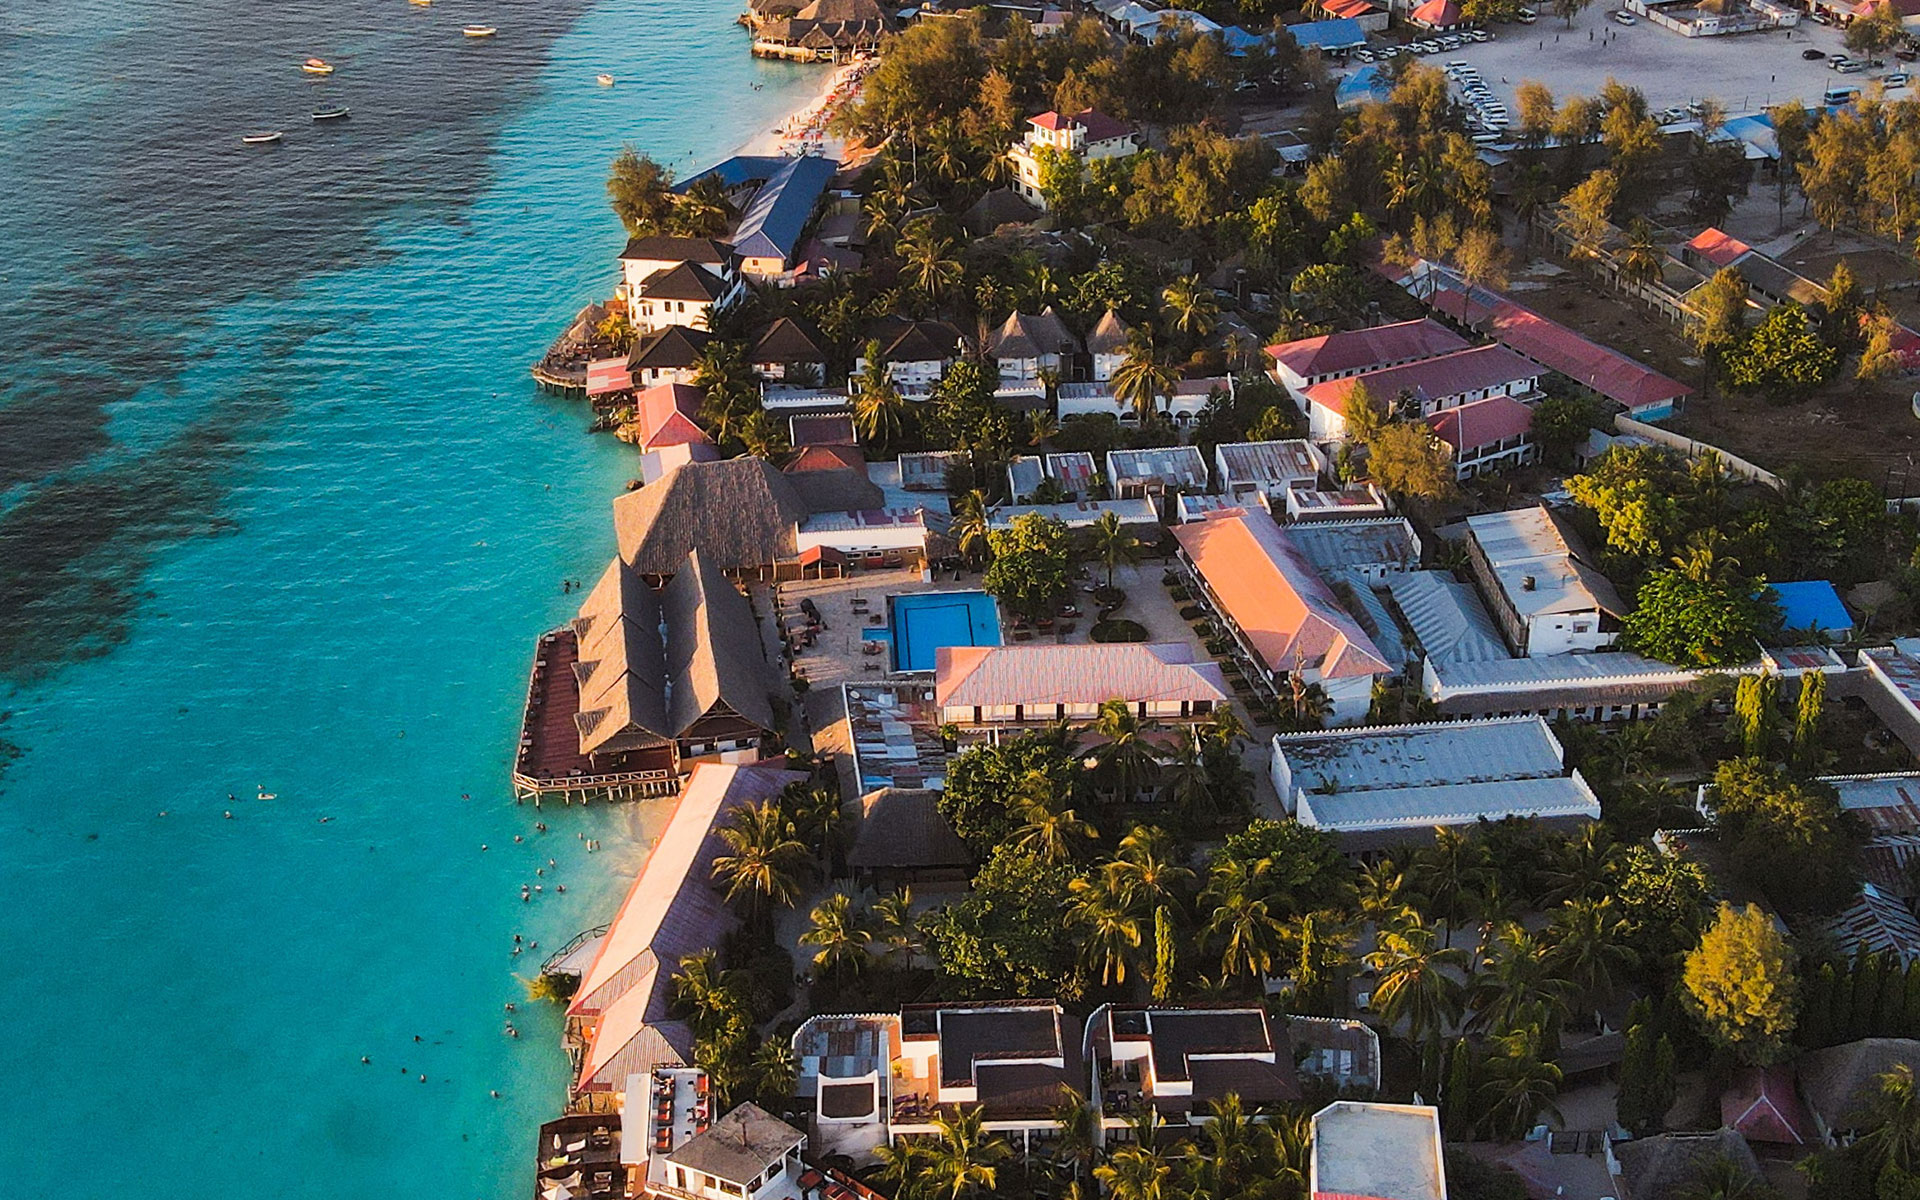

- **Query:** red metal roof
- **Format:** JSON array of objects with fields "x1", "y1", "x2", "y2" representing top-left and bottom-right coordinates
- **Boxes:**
[
  {"x1": 1303, "y1": 345, "x2": 1538, "y2": 415},
  {"x1": 1028, "y1": 108, "x2": 1133, "y2": 142},
  {"x1": 1267, "y1": 319, "x2": 1470, "y2": 381},
  {"x1": 1430, "y1": 288, "x2": 1693, "y2": 413},
  {"x1": 634, "y1": 383, "x2": 711, "y2": 451},
  {"x1": 1426, "y1": 394, "x2": 1533, "y2": 452},
  {"x1": 1321, "y1": 0, "x2": 1380, "y2": 14},
  {"x1": 1687, "y1": 227, "x2": 1754, "y2": 268},
  {"x1": 587, "y1": 356, "x2": 635, "y2": 397},
  {"x1": 1410, "y1": 0, "x2": 1460, "y2": 22}
]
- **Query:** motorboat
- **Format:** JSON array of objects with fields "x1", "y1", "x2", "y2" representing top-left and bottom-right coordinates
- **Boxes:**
[
  {"x1": 312, "y1": 106, "x2": 351, "y2": 122},
  {"x1": 462, "y1": 24, "x2": 497, "y2": 37},
  {"x1": 596, "y1": 73, "x2": 615, "y2": 86},
  {"x1": 410, "y1": 0, "x2": 433, "y2": 5},
  {"x1": 302, "y1": 57, "x2": 335, "y2": 75},
  {"x1": 242, "y1": 131, "x2": 285, "y2": 144}
]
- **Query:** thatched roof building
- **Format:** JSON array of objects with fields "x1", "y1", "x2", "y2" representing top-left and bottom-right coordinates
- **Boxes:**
[
  {"x1": 570, "y1": 548, "x2": 776, "y2": 759},
  {"x1": 612, "y1": 455, "x2": 882, "y2": 580}
]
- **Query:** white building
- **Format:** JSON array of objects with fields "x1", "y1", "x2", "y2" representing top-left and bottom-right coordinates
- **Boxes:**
[
  {"x1": 1214, "y1": 439, "x2": 1327, "y2": 503},
  {"x1": 648, "y1": 1102, "x2": 811, "y2": 1200},
  {"x1": 1266, "y1": 318, "x2": 1469, "y2": 404},
  {"x1": 1106, "y1": 445, "x2": 1209, "y2": 499},
  {"x1": 1008, "y1": 108, "x2": 1141, "y2": 211},
  {"x1": 854, "y1": 318, "x2": 968, "y2": 398},
  {"x1": 630, "y1": 262, "x2": 735, "y2": 334},
  {"x1": 1463, "y1": 506, "x2": 1624, "y2": 657},
  {"x1": 1300, "y1": 344, "x2": 1543, "y2": 441},
  {"x1": 986, "y1": 308, "x2": 1080, "y2": 397},
  {"x1": 933, "y1": 642, "x2": 1230, "y2": 730},
  {"x1": 1310, "y1": 1102, "x2": 1448, "y2": 1200},
  {"x1": 617, "y1": 235, "x2": 736, "y2": 326},
  {"x1": 1083, "y1": 1006, "x2": 1300, "y2": 1144},
  {"x1": 1285, "y1": 517, "x2": 1421, "y2": 584},
  {"x1": 1270, "y1": 715, "x2": 1599, "y2": 850},
  {"x1": 1285, "y1": 482, "x2": 1391, "y2": 523},
  {"x1": 1087, "y1": 310, "x2": 1133, "y2": 382}
]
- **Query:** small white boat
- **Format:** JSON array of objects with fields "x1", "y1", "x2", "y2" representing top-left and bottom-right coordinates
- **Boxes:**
[
  {"x1": 312, "y1": 106, "x2": 350, "y2": 122},
  {"x1": 410, "y1": 0, "x2": 433, "y2": 6},
  {"x1": 242, "y1": 130, "x2": 284, "y2": 144},
  {"x1": 302, "y1": 57, "x2": 334, "y2": 75},
  {"x1": 462, "y1": 24, "x2": 497, "y2": 37},
  {"x1": 596, "y1": 73, "x2": 615, "y2": 87}
]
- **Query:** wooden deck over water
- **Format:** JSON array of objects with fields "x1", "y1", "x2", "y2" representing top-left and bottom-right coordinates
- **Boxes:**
[{"x1": 512, "y1": 628, "x2": 679, "y2": 802}]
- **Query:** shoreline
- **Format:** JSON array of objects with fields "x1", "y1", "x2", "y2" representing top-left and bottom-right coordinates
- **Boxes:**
[{"x1": 734, "y1": 55, "x2": 875, "y2": 161}]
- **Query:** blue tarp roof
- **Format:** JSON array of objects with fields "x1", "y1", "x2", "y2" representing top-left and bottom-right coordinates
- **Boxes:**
[
  {"x1": 1289, "y1": 18, "x2": 1366, "y2": 50},
  {"x1": 1337, "y1": 64, "x2": 1391, "y2": 107},
  {"x1": 729, "y1": 155, "x2": 839, "y2": 263},
  {"x1": 673, "y1": 154, "x2": 790, "y2": 195},
  {"x1": 1768, "y1": 580, "x2": 1854, "y2": 636}
]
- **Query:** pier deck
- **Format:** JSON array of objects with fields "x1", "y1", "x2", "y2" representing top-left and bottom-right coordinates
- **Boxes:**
[{"x1": 512, "y1": 629, "x2": 679, "y2": 802}]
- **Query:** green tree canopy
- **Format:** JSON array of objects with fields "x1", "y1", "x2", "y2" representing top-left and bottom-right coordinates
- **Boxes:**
[
  {"x1": 983, "y1": 512, "x2": 1074, "y2": 621},
  {"x1": 1683, "y1": 901, "x2": 1800, "y2": 1065},
  {"x1": 921, "y1": 844, "x2": 1081, "y2": 999},
  {"x1": 1722, "y1": 303, "x2": 1840, "y2": 404},
  {"x1": 1623, "y1": 568, "x2": 1782, "y2": 667},
  {"x1": 1710, "y1": 757, "x2": 1858, "y2": 913}
]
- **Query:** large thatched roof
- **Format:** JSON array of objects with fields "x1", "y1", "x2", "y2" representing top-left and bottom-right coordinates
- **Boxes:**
[
  {"x1": 614, "y1": 457, "x2": 813, "y2": 577},
  {"x1": 570, "y1": 549, "x2": 775, "y2": 756},
  {"x1": 1798, "y1": 1038, "x2": 1920, "y2": 1131},
  {"x1": 1612, "y1": 1130, "x2": 1762, "y2": 1200}
]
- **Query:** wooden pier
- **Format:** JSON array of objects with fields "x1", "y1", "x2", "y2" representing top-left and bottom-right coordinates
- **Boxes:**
[{"x1": 511, "y1": 628, "x2": 681, "y2": 804}]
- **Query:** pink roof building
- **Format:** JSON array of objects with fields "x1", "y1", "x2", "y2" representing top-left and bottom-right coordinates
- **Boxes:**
[
  {"x1": 1721, "y1": 1065, "x2": 1814, "y2": 1145},
  {"x1": 1266, "y1": 318, "x2": 1470, "y2": 394},
  {"x1": 1426, "y1": 395, "x2": 1536, "y2": 480},
  {"x1": 632, "y1": 383, "x2": 712, "y2": 453}
]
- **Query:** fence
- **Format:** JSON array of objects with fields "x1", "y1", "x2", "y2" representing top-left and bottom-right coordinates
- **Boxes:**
[{"x1": 1613, "y1": 414, "x2": 1784, "y2": 491}]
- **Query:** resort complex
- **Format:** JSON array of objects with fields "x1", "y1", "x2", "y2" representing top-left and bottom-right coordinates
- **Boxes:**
[{"x1": 517, "y1": 5, "x2": 1920, "y2": 1200}]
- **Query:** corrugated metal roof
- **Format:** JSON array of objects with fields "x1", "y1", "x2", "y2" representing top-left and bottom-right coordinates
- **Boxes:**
[
  {"x1": 1299, "y1": 772, "x2": 1600, "y2": 832},
  {"x1": 1215, "y1": 439, "x2": 1323, "y2": 487},
  {"x1": 1106, "y1": 445, "x2": 1208, "y2": 489},
  {"x1": 1267, "y1": 318, "x2": 1467, "y2": 380},
  {"x1": 1327, "y1": 571, "x2": 1409, "y2": 670},
  {"x1": 1427, "y1": 394, "x2": 1533, "y2": 451},
  {"x1": 1386, "y1": 571, "x2": 1508, "y2": 664},
  {"x1": 1045, "y1": 452, "x2": 1097, "y2": 491},
  {"x1": 1007, "y1": 455, "x2": 1046, "y2": 498},
  {"x1": 989, "y1": 497, "x2": 1158, "y2": 529},
  {"x1": 730, "y1": 155, "x2": 838, "y2": 263},
  {"x1": 1273, "y1": 714, "x2": 1563, "y2": 793},
  {"x1": 1465, "y1": 506, "x2": 1625, "y2": 619},
  {"x1": 1305, "y1": 345, "x2": 1539, "y2": 416},
  {"x1": 1288, "y1": 518, "x2": 1420, "y2": 573}
]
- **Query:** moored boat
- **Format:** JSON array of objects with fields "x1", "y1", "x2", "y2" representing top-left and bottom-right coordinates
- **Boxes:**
[
  {"x1": 242, "y1": 130, "x2": 284, "y2": 144},
  {"x1": 462, "y1": 24, "x2": 497, "y2": 37},
  {"x1": 596, "y1": 73, "x2": 615, "y2": 86},
  {"x1": 409, "y1": 0, "x2": 433, "y2": 6},
  {"x1": 312, "y1": 107, "x2": 350, "y2": 122},
  {"x1": 302, "y1": 57, "x2": 334, "y2": 75}
]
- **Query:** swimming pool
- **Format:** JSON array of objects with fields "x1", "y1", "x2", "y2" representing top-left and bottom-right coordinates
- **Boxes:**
[{"x1": 889, "y1": 590, "x2": 1002, "y2": 672}]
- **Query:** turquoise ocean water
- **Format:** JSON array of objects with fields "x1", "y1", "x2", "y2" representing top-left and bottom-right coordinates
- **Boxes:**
[{"x1": 0, "y1": 1, "x2": 822, "y2": 1194}]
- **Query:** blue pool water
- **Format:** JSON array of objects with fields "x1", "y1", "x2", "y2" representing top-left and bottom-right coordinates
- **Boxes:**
[
  {"x1": 0, "y1": 0, "x2": 826, "y2": 1195},
  {"x1": 890, "y1": 591, "x2": 1003, "y2": 672}
]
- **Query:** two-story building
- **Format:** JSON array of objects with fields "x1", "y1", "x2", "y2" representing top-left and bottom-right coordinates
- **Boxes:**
[
  {"x1": 1300, "y1": 344, "x2": 1543, "y2": 441},
  {"x1": 1087, "y1": 309, "x2": 1133, "y2": 382},
  {"x1": 1008, "y1": 109, "x2": 1141, "y2": 211},
  {"x1": 1463, "y1": 505, "x2": 1624, "y2": 657},
  {"x1": 631, "y1": 262, "x2": 733, "y2": 334},
  {"x1": 1426, "y1": 394, "x2": 1536, "y2": 480},
  {"x1": 855, "y1": 317, "x2": 969, "y2": 398},
  {"x1": 985, "y1": 307, "x2": 1081, "y2": 398},
  {"x1": 618, "y1": 236, "x2": 736, "y2": 326},
  {"x1": 1266, "y1": 318, "x2": 1469, "y2": 404},
  {"x1": 1214, "y1": 439, "x2": 1327, "y2": 504},
  {"x1": 1083, "y1": 1006, "x2": 1301, "y2": 1144},
  {"x1": 647, "y1": 1102, "x2": 811, "y2": 1200}
]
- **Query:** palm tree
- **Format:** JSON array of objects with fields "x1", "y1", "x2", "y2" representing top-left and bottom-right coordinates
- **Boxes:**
[
  {"x1": 783, "y1": 781, "x2": 845, "y2": 868},
  {"x1": 872, "y1": 886, "x2": 920, "y2": 969},
  {"x1": 1674, "y1": 1156, "x2": 1772, "y2": 1200},
  {"x1": 1479, "y1": 1030, "x2": 1566, "y2": 1140},
  {"x1": 1093, "y1": 1144, "x2": 1173, "y2": 1200},
  {"x1": 1618, "y1": 217, "x2": 1664, "y2": 289},
  {"x1": 1203, "y1": 867, "x2": 1285, "y2": 982},
  {"x1": 800, "y1": 891, "x2": 876, "y2": 977},
  {"x1": 922, "y1": 1107, "x2": 1012, "y2": 1200},
  {"x1": 951, "y1": 489, "x2": 991, "y2": 567},
  {"x1": 1408, "y1": 828, "x2": 1494, "y2": 948},
  {"x1": 1158, "y1": 730, "x2": 1214, "y2": 823},
  {"x1": 872, "y1": 1140, "x2": 926, "y2": 1194},
  {"x1": 1356, "y1": 858, "x2": 1417, "y2": 930},
  {"x1": 1468, "y1": 923, "x2": 1572, "y2": 1037},
  {"x1": 711, "y1": 800, "x2": 811, "y2": 919},
  {"x1": 1025, "y1": 407, "x2": 1060, "y2": 448},
  {"x1": 1068, "y1": 869, "x2": 1143, "y2": 986},
  {"x1": 1195, "y1": 1094, "x2": 1258, "y2": 1194},
  {"x1": 1160, "y1": 274, "x2": 1220, "y2": 339},
  {"x1": 1538, "y1": 824, "x2": 1625, "y2": 907},
  {"x1": 1049, "y1": 1085, "x2": 1098, "y2": 1181},
  {"x1": 1008, "y1": 770, "x2": 1099, "y2": 864},
  {"x1": 738, "y1": 408, "x2": 790, "y2": 461},
  {"x1": 853, "y1": 357, "x2": 908, "y2": 450},
  {"x1": 1109, "y1": 333, "x2": 1178, "y2": 424},
  {"x1": 898, "y1": 218, "x2": 964, "y2": 307},
  {"x1": 1862, "y1": 1064, "x2": 1920, "y2": 1173},
  {"x1": 1201, "y1": 706, "x2": 1247, "y2": 750},
  {"x1": 1364, "y1": 917, "x2": 1467, "y2": 1047},
  {"x1": 1084, "y1": 509, "x2": 1141, "y2": 589},
  {"x1": 671, "y1": 949, "x2": 745, "y2": 1038},
  {"x1": 1546, "y1": 897, "x2": 1637, "y2": 1013},
  {"x1": 1260, "y1": 1109, "x2": 1313, "y2": 1197},
  {"x1": 1086, "y1": 699, "x2": 1161, "y2": 803},
  {"x1": 751, "y1": 1038, "x2": 797, "y2": 1106}
]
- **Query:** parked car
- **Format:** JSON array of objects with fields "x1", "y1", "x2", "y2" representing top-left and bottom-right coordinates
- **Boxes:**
[
  {"x1": 1825, "y1": 86, "x2": 1862, "y2": 105},
  {"x1": 1611, "y1": 9, "x2": 1636, "y2": 24},
  {"x1": 1468, "y1": 28, "x2": 1493, "y2": 40},
  {"x1": 1802, "y1": 47, "x2": 1827, "y2": 60},
  {"x1": 1838, "y1": 58, "x2": 1867, "y2": 73},
  {"x1": 1354, "y1": 48, "x2": 1375, "y2": 61},
  {"x1": 1898, "y1": 46, "x2": 1918, "y2": 62},
  {"x1": 1516, "y1": 6, "x2": 1538, "y2": 22},
  {"x1": 1885, "y1": 71, "x2": 1912, "y2": 88}
]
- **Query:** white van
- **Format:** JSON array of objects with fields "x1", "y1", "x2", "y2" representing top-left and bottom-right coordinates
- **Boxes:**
[
  {"x1": 1825, "y1": 86, "x2": 1862, "y2": 105},
  {"x1": 1516, "y1": 6, "x2": 1538, "y2": 21}
]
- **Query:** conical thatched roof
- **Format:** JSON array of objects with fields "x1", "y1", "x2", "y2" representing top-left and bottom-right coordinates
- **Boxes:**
[{"x1": 1086, "y1": 309, "x2": 1133, "y2": 355}]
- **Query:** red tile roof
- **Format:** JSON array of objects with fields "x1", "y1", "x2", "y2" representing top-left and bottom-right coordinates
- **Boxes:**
[
  {"x1": 1687, "y1": 227, "x2": 1754, "y2": 268},
  {"x1": 786, "y1": 444, "x2": 866, "y2": 473},
  {"x1": 1303, "y1": 345, "x2": 1539, "y2": 415},
  {"x1": 634, "y1": 383, "x2": 711, "y2": 452},
  {"x1": 1268, "y1": 318, "x2": 1469, "y2": 382},
  {"x1": 1426, "y1": 394, "x2": 1534, "y2": 452}
]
